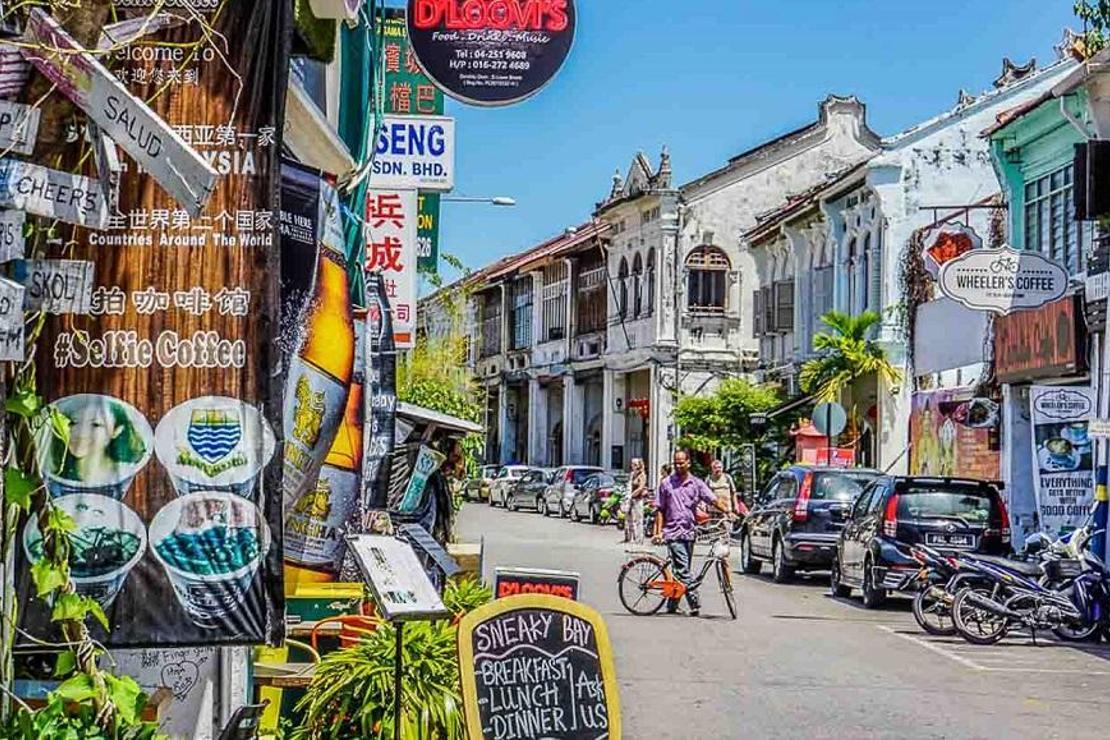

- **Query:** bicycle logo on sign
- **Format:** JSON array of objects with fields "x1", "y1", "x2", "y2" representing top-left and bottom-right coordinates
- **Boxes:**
[{"x1": 989, "y1": 255, "x2": 1019, "y2": 274}]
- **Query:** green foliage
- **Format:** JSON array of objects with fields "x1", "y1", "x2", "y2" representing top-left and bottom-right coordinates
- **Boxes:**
[
  {"x1": 673, "y1": 378, "x2": 784, "y2": 453},
  {"x1": 400, "y1": 285, "x2": 484, "y2": 475},
  {"x1": 673, "y1": 378, "x2": 791, "y2": 485},
  {"x1": 1076, "y1": 1, "x2": 1110, "y2": 55},
  {"x1": 442, "y1": 577, "x2": 493, "y2": 617},
  {"x1": 799, "y1": 311, "x2": 903, "y2": 403},
  {"x1": 0, "y1": 694, "x2": 159, "y2": 740},
  {"x1": 293, "y1": 620, "x2": 465, "y2": 739}
]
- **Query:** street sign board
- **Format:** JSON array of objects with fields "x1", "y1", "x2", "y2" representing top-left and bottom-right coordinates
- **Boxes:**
[
  {"x1": 0, "y1": 99, "x2": 39, "y2": 156},
  {"x1": 938, "y1": 245, "x2": 1068, "y2": 316},
  {"x1": 371, "y1": 115, "x2": 455, "y2": 191},
  {"x1": 366, "y1": 188, "x2": 419, "y2": 348},
  {"x1": 407, "y1": 0, "x2": 577, "y2": 107},
  {"x1": 347, "y1": 534, "x2": 449, "y2": 622},
  {"x1": 0, "y1": 158, "x2": 108, "y2": 229},
  {"x1": 458, "y1": 595, "x2": 622, "y2": 739},
  {"x1": 495, "y1": 568, "x2": 580, "y2": 600},
  {"x1": 0, "y1": 276, "x2": 23, "y2": 361},
  {"x1": 12, "y1": 259, "x2": 94, "y2": 315},
  {"x1": 813, "y1": 402, "x2": 847, "y2": 437},
  {"x1": 22, "y1": 8, "x2": 218, "y2": 216}
]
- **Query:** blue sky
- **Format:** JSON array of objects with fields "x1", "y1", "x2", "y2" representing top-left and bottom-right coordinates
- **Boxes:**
[{"x1": 428, "y1": 0, "x2": 1078, "y2": 285}]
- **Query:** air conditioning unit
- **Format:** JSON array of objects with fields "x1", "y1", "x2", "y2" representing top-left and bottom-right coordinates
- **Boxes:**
[{"x1": 1073, "y1": 141, "x2": 1110, "y2": 221}]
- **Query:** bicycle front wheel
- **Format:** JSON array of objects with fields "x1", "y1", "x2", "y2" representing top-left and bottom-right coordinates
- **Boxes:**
[
  {"x1": 717, "y1": 559, "x2": 737, "y2": 620},
  {"x1": 618, "y1": 556, "x2": 669, "y2": 616}
]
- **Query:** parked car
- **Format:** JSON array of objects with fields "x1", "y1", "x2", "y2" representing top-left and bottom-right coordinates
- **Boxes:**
[
  {"x1": 570, "y1": 472, "x2": 629, "y2": 524},
  {"x1": 831, "y1": 476, "x2": 1012, "y2": 608},
  {"x1": 465, "y1": 464, "x2": 501, "y2": 502},
  {"x1": 489, "y1": 465, "x2": 531, "y2": 507},
  {"x1": 739, "y1": 465, "x2": 881, "y2": 583},
  {"x1": 538, "y1": 466, "x2": 604, "y2": 517},
  {"x1": 503, "y1": 468, "x2": 556, "y2": 512}
]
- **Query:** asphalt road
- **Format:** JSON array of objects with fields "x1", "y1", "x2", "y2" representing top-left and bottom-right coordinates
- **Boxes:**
[{"x1": 457, "y1": 501, "x2": 1110, "y2": 740}]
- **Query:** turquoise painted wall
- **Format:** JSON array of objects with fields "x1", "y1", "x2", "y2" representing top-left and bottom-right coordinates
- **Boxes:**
[{"x1": 989, "y1": 90, "x2": 1090, "y2": 249}]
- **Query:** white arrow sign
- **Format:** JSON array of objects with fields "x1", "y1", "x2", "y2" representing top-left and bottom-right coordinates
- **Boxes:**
[
  {"x1": 0, "y1": 99, "x2": 40, "y2": 156},
  {"x1": 938, "y1": 246, "x2": 1069, "y2": 316},
  {"x1": 22, "y1": 8, "x2": 218, "y2": 216},
  {"x1": 0, "y1": 158, "x2": 108, "y2": 228}
]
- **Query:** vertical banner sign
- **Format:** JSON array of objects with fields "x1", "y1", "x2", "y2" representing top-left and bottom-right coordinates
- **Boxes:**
[
  {"x1": 366, "y1": 189, "x2": 418, "y2": 348},
  {"x1": 364, "y1": 274, "x2": 398, "y2": 514},
  {"x1": 458, "y1": 595, "x2": 622, "y2": 739},
  {"x1": 417, "y1": 192, "x2": 441, "y2": 273},
  {"x1": 1030, "y1": 386, "x2": 1096, "y2": 536},
  {"x1": 17, "y1": 5, "x2": 292, "y2": 648},
  {"x1": 377, "y1": 7, "x2": 444, "y2": 272}
]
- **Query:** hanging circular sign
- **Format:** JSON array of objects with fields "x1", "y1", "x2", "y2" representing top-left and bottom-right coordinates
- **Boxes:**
[{"x1": 407, "y1": 0, "x2": 577, "y2": 107}]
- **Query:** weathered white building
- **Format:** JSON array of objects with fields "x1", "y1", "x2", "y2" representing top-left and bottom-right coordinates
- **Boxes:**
[
  {"x1": 745, "y1": 54, "x2": 1080, "y2": 472},
  {"x1": 425, "y1": 96, "x2": 883, "y2": 479}
]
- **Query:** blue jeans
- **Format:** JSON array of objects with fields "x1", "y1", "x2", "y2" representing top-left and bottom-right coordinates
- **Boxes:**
[{"x1": 667, "y1": 539, "x2": 699, "y2": 611}]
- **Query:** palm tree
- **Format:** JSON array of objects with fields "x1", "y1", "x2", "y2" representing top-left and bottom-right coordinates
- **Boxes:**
[{"x1": 799, "y1": 310, "x2": 903, "y2": 403}]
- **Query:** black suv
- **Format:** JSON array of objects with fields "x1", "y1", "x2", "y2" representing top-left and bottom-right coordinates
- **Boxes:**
[
  {"x1": 739, "y1": 466, "x2": 881, "y2": 582},
  {"x1": 831, "y1": 476, "x2": 1012, "y2": 608}
]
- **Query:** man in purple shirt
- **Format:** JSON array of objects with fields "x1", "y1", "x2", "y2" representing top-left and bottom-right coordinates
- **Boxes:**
[{"x1": 652, "y1": 450, "x2": 730, "y2": 616}]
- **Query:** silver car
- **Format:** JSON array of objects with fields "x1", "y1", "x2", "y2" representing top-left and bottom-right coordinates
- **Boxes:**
[
  {"x1": 538, "y1": 466, "x2": 604, "y2": 517},
  {"x1": 489, "y1": 465, "x2": 531, "y2": 507}
]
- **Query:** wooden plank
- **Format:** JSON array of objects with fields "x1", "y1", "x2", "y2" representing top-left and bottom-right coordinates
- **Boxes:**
[
  {"x1": 22, "y1": 8, "x2": 218, "y2": 216},
  {"x1": 0, "y1": 99, "x2": 40, "y2": 156},
  {"x1": 0, "y1": 276, "x2": 24, "y2": 361},
  {"x1": 0, "y1": 158, "x2": 108, "y2": 228},
  {"x1": 0, "y1": 210, "x2": 25, "y2": 263},
  {"x1": 13, "y1": 259, "x2": 94, "y2": 314}
]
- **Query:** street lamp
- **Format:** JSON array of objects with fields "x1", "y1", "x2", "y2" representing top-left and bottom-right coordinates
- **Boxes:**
[{"x1": 442, "y1": 195, "x2": 517, "y2": 206}]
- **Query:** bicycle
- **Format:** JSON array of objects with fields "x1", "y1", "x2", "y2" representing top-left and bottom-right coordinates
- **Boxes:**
[{"x1": 617, "y1": 518, "x2": 737, "y2": 619}]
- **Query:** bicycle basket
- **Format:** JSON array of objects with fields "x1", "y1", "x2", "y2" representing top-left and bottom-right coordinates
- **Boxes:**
[{"x1": 1044, "y1": 558, "x2": 1083, "y2": 581}]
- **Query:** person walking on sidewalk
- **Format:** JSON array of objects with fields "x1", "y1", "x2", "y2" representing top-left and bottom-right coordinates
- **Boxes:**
[
  {"x1": 652, "y1": 450, "x2": 730, "y2": 616},
  {"x1": 624, "y1": 458, "x2": 648, "y2": 545}
]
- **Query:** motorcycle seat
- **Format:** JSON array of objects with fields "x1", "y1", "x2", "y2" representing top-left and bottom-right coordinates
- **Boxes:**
[{"x1": 969, "y1": 554, "x2": 1044, "y2": 577}]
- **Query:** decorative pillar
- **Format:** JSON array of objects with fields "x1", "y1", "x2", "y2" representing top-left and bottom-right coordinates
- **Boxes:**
[
  {"x1": 601, "y1": 369, "x2": 615, "y2": 469},
  {"x1": 498, "y1": 381, "x2": 511, "y2": 464},
  {"x1": 528, "y1": 377, "x2": 544, "y2": 465}
]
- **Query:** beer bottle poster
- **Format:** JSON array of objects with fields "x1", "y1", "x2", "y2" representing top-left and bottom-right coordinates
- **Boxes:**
[{"x1": 15, "y1": 4, "x2": 291, "y2": 647}]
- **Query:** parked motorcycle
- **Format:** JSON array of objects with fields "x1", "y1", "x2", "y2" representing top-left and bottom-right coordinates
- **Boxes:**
[{"x1": 951, "y1": 527, "x2": 1098, "y2": 645}]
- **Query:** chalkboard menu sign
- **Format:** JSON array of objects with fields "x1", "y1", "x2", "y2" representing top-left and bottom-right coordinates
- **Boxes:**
[{"x1": 458, "y1": 595, "x2": 621, "y2": 740}]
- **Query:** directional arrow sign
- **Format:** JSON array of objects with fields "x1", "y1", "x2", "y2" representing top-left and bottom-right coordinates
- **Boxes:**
[
  {"x1": 0, "y1": 158, "x2": 108, "y2": 229},
  {"x1": 22, "y1": 8, "x2": 218, "y2": 216},
  {"x1": 0, "y1": 99, "x2": 40, "y2": 156},
  {"x1": 0, "y1": 276, "x2": 24, "y2": 361}
]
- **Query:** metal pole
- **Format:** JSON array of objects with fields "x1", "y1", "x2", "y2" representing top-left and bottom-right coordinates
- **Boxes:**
[
  {"x1": 825, "y1": 406, "x2": 832, "y2": 466},
  {"x1": 394, "y1": 622, "x2": 404, "y2": 740}
]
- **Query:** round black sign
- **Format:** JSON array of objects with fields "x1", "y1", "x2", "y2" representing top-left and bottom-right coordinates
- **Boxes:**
[{"x1": 407, "y1": 0, "x2": 576, "y2": 107}]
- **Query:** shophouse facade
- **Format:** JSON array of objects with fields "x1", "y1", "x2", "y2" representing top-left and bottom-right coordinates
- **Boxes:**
[
  {"x1": 983, "y1": 43, "x2": 1110, "y2": 550},
  {"x1": 745, "y1": 53, "x2": 1079, "y2": 474}
]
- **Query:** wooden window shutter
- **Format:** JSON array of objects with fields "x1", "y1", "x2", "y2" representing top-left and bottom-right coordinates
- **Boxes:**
[{"x1": 753, "y1": 288, "x2": 763, "y2": 335}]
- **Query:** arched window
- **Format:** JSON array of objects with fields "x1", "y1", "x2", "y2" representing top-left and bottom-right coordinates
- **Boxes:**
[
  {"x1": 686, "y1": 246, "x2": 730, "y2": 313},
  {"x1": 617, "y1": 257, "x2": 629, "y2": 319},
  {"x1": 632, "y1": 253, "x2": 643, "y2": 317},
  {"x1": 646, "y1": 249, "x2": 656, "y2": 316}
]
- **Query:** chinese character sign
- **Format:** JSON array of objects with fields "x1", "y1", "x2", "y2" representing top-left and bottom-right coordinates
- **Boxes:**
[
  {"x1": 18, "y1": 5, "x2": 289, "y2": 648},
  {"x1": 367, "y1": 189, "x2": 418, "y2": 348},
  {"x1": 377, "y1": 7, "x2": 445, "y2": 117}
]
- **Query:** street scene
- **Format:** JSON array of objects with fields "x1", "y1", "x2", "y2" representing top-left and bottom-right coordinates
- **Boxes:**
[
  {"x1": 459, "y1": 503, "x2": 1110, "y2": 739},
  {"x1": 3, "y1": 1, "x2": 1110, "y2": 739}
]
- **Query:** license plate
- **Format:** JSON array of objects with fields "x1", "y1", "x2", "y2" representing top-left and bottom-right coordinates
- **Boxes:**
[{"x1": 925, "y1": 532, "x2": 975, "y2": 548}]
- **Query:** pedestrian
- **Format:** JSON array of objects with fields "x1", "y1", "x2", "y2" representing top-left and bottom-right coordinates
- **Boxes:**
[
  {"x1": 624, "y1": 458, "x2": 647, "y2": 545},
  {"x1": 652, "y1": 450, "x2": 730, "y2": 616},
  {"x1": 707, "y1": 459, "x2": 739, "y2": 518}
]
